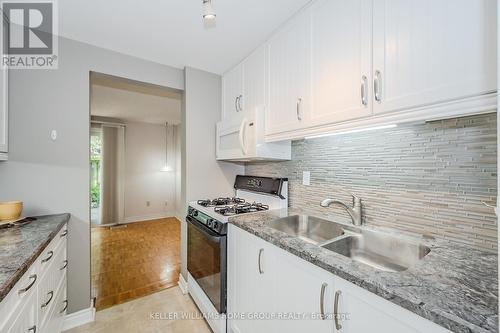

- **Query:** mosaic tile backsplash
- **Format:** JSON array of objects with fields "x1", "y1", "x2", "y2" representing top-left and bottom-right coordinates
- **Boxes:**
[{"x1": 246, "y1": 113, "x2": 498, "y2": 252}]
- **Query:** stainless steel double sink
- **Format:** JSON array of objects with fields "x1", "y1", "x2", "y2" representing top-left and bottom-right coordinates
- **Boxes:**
[{"x1": 266, "y1": 215, "x2": 430, "y2": 272}]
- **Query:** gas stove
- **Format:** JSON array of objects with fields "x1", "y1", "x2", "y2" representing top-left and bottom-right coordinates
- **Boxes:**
[{"x1": 186, "y1": 175, "x2": 288, "y2": 333}]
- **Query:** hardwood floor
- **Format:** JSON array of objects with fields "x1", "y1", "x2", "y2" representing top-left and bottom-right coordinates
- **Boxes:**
[{"x1": 91, "y1": 218, "x2": 180, "y2": 310}]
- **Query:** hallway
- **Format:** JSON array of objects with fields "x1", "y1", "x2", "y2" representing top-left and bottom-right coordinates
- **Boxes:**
[{"x1": 91, "y1": 218, "x2": 181, "y2": 310}]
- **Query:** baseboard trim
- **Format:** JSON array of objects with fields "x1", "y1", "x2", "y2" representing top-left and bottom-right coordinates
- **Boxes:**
[
  {"x1": 62, "y1": 306, "x2": 95, "y2": 331},
  {"x1": 178, "y1": 273, "x2": 188, "y2": 294},
  {"x1": 121, "y1": 212, "x2": 175, "y2": 224}
]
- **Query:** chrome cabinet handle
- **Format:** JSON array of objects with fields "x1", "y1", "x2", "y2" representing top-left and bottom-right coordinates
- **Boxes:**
[
  {"x1": 296, "y1": 98, "x2": 302, "y2": 121},
  {"x1": 237, "y1": 95, "x2": 243, "y2": 112},
  {"x1": 18, "y1": 274, "x2": 37, "y2": 295},
  {"x1": 41, "y1": 250, "x2": 54, "y2": 263},
  {"x1": 374, "y1": 70, "x2": 382, "y2": 103},
  {"x1": 41, "y1": 291, "x2": 54, "y2": 309},
  {"x1": 258, "y1": 248, "x2": 264, "y2": 274},
  {"x1": 360, "y1": 75, "x2": 368, "y2": 106},
  {"x1": 334, "y1": 290, "x2": 342, "y2": 330},
  {"x1": 60, "y1": 259, "x2": 68, "y2": 270},
  {"x1": 60, "y1": 300, "x2": 68, "y2": 314},
  {"x1": 60, "y1": 230, "x2": 68, "y2": 237},
  {"x1": 235, "y1": 96, "x2": 239, "y2": 112},
  {"x1": 28, "y1": 325, "x2": 36, "y2": 332},
  {"x1": 320, "y1": 283, "x2": 327, "y2": 320}
]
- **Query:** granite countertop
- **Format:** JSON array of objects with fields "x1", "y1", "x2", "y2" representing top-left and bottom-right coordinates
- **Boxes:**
[
  {"x1": 0, "y1": 213, "x2": 70, "y2": 302},
  {"x1": 229, "y1": 208, "x2": 498, "y2": 333}
]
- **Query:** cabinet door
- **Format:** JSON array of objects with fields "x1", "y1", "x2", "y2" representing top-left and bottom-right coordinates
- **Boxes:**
[
  {"x1": 222, "y1": 65, "x2": 244, "y2": 121},
  {"x1": 0, "y1": 64, "x2": 7, "y2": 154},
  {"x1": 372, "y1": 0, "x2": 497, "y2": 115},
  {"x1": 267, "y1": 8, "x2": 311, "y2": 136},
  {"x1": 273, "y1": 249, "x2": 334, "y2": 333},
  {"x1": 310, "y1": 0, "x2": 372, "y2": 126},
  {"x1": 7, "y1": 291, "x2": 37, "y2": 333},
  {"x1": 333, "y1": 277, "x2": 451, "y2": 333},
  {"x1": 242, "y1": 45, "x2": 267, "y2": 116},
  {"x1": 228, "y1": 225, "x2": 276, "y2": 333}
]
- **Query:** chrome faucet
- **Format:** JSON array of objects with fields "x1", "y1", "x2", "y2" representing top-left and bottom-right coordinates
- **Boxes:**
[{"x1": 320, "y1": 195, "x2": 362, "y2": 226}]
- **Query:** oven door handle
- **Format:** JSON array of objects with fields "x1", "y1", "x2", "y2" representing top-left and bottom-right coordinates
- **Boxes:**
[{"x1": 186, "y1": 215, "x2": 222, "y2": 242}]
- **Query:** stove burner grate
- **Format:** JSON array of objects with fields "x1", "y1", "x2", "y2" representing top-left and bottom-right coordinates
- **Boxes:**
[
  {"x1": 214, "y1": 202, "x2": 269, "y2": 216},
  {"x1": 197, "y1": 197, "x2": 246, "y2": 207}
]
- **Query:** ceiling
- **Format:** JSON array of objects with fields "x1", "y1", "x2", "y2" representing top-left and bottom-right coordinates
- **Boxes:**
[
  {"x1": 91, "y1": 74, "x2": 182, "y2": 125},
  {"x1": 59, "y1": 0, "x2": 311, "y2": 74}
]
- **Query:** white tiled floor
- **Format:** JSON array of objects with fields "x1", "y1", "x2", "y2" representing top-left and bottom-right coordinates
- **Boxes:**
[{"x1": 64, "y1": 287, "x2": 213, "y2": 333}]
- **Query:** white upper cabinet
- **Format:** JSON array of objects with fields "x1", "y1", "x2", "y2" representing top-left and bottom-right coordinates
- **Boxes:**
[
  {"x1": 222, "y1": 45, "x2": 267, "y2": 123},
  {"x1": 222, "y1": 64, "x2": 244, "y2": 121},
  {"x1": 242, "y1": 45, "x2": 267, "y2": 116},
  {"x1": 266, "y1": 8, "x2": 311, "y2": 136},
  {"x1": 372, "y1": 0, "x2": 497, "y2": 115},
  {"x1": 0, "y1": 65, "x2": 8, "y2": 157},
  {"x1": 310, "y1": 0, "x2": 373, "y2": 126}
]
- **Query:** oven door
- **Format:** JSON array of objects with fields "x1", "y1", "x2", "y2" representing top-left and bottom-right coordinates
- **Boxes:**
[{"x1": 187, "y1": 215, "x2": 227, "y2": 313}]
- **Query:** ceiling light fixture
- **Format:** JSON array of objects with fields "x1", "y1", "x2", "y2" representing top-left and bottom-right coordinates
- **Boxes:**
[
  {"x1": 202, "y1": 0, "x2": 216, "y2": 21},
  {"x1": 304, "y1": 124, "x2": 398, "y2": 140}
]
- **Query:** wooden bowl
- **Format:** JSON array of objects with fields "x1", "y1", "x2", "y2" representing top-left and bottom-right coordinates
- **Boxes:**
[{"x1": 0, "y1": 201, "x2": 23, "y2": 221}]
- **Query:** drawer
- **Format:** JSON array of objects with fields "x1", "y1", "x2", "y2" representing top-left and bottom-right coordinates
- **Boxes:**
[
  {"x1": 38, "y1": 244, "x2": 66, "y2": 328},
  {"x1": 41, "y1": 276, "x2": 66, "y2": 333},
  {"x1": 0, "y1": 261, "x2": 40, "y2": 331},
  {"x1": 38, "y1": 225, "x2": 67, "y2": 278},
  {"x1": 5, "y1": 290, "x2": 37, "y2": 333}
]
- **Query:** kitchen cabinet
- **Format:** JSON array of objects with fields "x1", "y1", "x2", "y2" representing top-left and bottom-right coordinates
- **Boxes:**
[
  {"x1": 228, "y1": 225, "x2": 452, "y2": 333},
  {"x1": 0, "y1": 224, "x2": 68, "y2": 333},
  {"x1": 309, "y1": 0, "x2": 373, "y2": 126},
  {"x1": 222, "y1": 64, "x2": 243, "y2": 122},
  {"x1": 0, "y1": 64, "x2": 7, "y2": 160},
  {"x1": 266, "y1": 8, "x2": 311, "y2": 136},
  {"x1": 333, "y1": 277, "x2": 450, "y2": 333},
  {"x1": 372, "y1": 0, "x2": 497, "y2": 115},
  {"x1": 222, "y1": 45, "x2": 267, "y2": 123},
  {"x1": 228, "y1": 225, "x2": 276, "y2": 333},
  {"x1": 261, "y1": 0, "x2": 496, "y2": 141}
]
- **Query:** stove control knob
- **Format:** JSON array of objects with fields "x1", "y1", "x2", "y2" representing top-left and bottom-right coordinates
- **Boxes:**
[
  {"x1": 213, "y1": 221, "x2": 218, "y2": 229},
  {"x1": 207, "y1": 219, "x2": 213, "y2": 227},
  {"x1": 193, "y1": 210, "x2": 198, "y2": 217}
]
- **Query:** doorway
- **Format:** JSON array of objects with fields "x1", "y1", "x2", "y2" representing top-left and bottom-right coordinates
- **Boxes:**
[{"x1": 89, "y1": 72, "x2": 183, "y2": 310}]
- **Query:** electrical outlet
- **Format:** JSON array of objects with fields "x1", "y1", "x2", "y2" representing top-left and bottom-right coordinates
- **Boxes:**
[
  {"x1": 146, "y1": 201, "x2": 151, "y2": 207},
  {"x1": 302, "y1": 171, "x2": 311, "y2": 186}
]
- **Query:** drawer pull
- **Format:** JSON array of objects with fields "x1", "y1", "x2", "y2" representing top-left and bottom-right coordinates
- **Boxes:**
[
  {"x1": 334, "y1": 290, "x2": 342, "y2": 330},
  {"x1": 28, "y1": 325, "x2": 36, "y2": 332},
  {"x1": 18, "y1": 274, "x2": 37, "y2": 295},
  {"x1": 41, "y1": 250, "x2": 54, "y2": 263},
  {"x1": 60, "y1": 230, "x2": 68, "y2": 237},
  {"x1": 60, "y1": 260, "x2": 68, "y2": 270},
  {"x1": 60, "y1": 300, "x2": 68, "y2": 314},
  {"x1": 320, "y1": 283, "x2": 327, "y2": 320},
  {"x1": 41, "y1": 291, "x2": 54, "y2": 309},
  {"x1": 258, "y1": 248, "x2": 264, "y2": 274}
]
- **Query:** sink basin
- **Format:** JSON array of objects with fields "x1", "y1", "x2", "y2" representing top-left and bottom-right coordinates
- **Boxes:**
[
  {"x1": 266, "y1": 215, "x2": 345, "y2": 245},
  {"x1": 322, "y1": 230, "x2": 431, "y2": 272}
]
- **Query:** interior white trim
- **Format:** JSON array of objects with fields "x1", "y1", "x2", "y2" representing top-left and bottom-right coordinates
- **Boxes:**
[
  {"x1": 121, "y1": 212, "x2": 175, "y2": 224},
  {"x1": 62, "y1": 306, "x2": 96, "y2": 331},
  {"x1": 266, "y1": 93, "x2": 497, "y2": 142},
  {"x1": 178, "y1": 273, "x2": 188, "y2": 295}
]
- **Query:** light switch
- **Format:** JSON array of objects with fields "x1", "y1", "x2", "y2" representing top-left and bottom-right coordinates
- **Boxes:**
[{"x1": 302, "y1": 171, "x2": 311, "y2": 186}]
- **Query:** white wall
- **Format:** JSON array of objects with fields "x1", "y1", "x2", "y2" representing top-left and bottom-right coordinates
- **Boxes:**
[
  {"x1": 180, "y1": 67, "x2": 244, "y2": 278},
  {"x1": 123, "y1": 121, "x2": 177, "y2": 222},
  {"x1": 0, "y1": 36, "x2": 184, "y2": 313}
]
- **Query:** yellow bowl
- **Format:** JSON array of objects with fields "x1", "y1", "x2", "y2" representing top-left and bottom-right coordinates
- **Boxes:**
[{"x1": 0, "y1": 201, "x2": 23, "y2": 221}]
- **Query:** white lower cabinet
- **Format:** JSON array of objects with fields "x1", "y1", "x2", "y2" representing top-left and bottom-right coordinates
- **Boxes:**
[
  {"x1": 228, "y1": 225, "x2": 452, "y2": 333},
  {"x1": 0, "y1": 224, "x2": 67, "y2": 333}
]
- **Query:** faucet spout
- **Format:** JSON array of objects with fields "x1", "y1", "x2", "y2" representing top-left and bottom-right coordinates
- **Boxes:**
[{"x1": 320, "y1": 195, "x2": 362, "y2": 226}]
